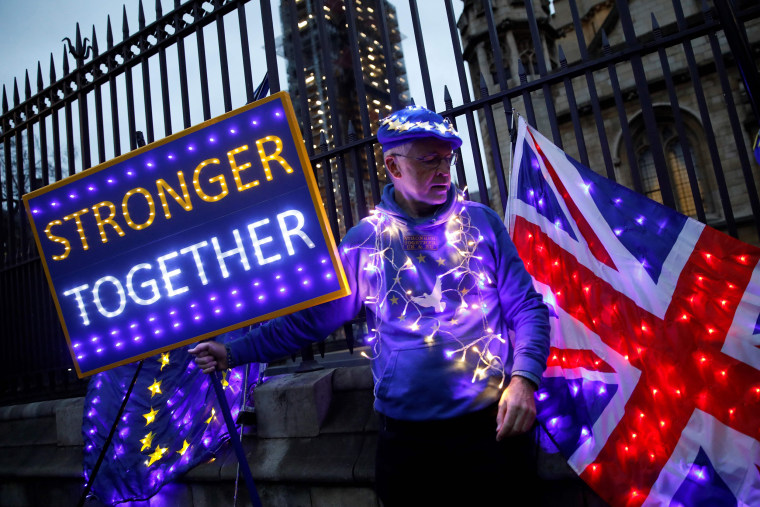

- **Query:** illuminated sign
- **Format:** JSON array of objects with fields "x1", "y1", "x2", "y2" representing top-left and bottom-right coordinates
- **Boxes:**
[{"x1": 23, "y1": 92, "x2": 349, "y2": 378}]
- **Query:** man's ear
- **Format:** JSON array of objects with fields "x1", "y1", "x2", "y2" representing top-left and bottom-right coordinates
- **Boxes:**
[{"x1": 385, "y1": 155, "x2": 401, "y2": 179}]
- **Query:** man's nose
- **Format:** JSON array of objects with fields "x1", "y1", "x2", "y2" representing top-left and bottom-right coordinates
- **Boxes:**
[{"x1": 434, "y1": 163, "x2": 452, "y2": 176}]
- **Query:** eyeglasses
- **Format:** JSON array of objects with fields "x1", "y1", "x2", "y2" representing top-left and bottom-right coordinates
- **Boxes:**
[{"x1": 390, "y1": 152, "x2": 458, "y2": 171}]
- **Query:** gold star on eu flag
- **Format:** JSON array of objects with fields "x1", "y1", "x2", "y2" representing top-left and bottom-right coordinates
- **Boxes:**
[
  {"x1": 145, "y1": 445, "x2": 167, "y2": 466},
  {"x1": 416, "y1": 254, "x2": 426, "y2": 263},
  {"x1": 148, "y1": 379, "x2": 162, "y2": 398},
  {"x1": 143, "y1": 407, "x2": 159, "y2": 426},
  {"x1": 177, "y1": 440, "x2": 191, "y2": 456},
  {"x1": 140, "y1": 431, "x2": 155, "y2": 452},
  {"x1": 158, "y1": 352, "x2": 170, "y2": 371},
  {"x1": 389, "y1": 294, "x2": 399, "y2": 305}
]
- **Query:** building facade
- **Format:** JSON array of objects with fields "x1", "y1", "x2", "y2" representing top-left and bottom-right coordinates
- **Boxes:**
[
  {"x1": 280, "y1": 0, "x2": 410, "y2": 232},
  {"x1": 458, "y1": 0, "x2": 760, "y2": 245}
]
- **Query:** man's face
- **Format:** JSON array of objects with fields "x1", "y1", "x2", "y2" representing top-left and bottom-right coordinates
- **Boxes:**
[{"x1": 384, "y1": 137, "x2": 456, "y2": 217}]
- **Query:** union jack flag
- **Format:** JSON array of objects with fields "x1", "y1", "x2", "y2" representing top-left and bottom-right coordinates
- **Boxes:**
[{"x1": 506, "y1": 117, "x2": 760, "y2": 506}]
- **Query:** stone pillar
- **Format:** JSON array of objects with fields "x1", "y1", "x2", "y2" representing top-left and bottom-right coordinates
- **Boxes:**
[
  {"x1": 506, "y1": 30, "x2": 520, "y2": 84},
  {"x1": 476, "y1": 42, "x2": 495, "y2": 93}
]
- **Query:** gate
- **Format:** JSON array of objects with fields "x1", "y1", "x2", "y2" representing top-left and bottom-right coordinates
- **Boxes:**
[{"x1": 1, "y1": 0, "x2": 759, "y2": 404}]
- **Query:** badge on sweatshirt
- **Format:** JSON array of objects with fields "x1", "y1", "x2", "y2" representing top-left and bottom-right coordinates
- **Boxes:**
[{"x1": 402, "y1": 233, "x2": 439, "y2": 251}]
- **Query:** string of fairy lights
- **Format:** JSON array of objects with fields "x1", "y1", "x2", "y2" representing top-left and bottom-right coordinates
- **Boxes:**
[{"x1": 347, "y1": 188, "x2": 510, "y2": 389}]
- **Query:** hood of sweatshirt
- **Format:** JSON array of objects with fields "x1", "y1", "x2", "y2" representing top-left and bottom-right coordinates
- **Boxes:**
[{"x1": 374, "y1": 182, "x2": 460, "y2": 229}]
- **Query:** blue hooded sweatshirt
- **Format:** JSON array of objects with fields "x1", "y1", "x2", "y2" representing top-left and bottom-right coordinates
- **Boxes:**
[{"x1": 227, "y1": 183, "x2": 550, "y2": 421}]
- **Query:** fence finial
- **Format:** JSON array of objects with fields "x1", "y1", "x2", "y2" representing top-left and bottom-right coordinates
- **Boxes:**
[
  {"x1": 517, "y1": 58, "x2": 527, "y2": 84},
  {"x1": 24, "y1": 71, "x2": 31, "y2": 101},
  {"x1": 49, "y1": 53, "x2": 56, "y2": 83},
  {"x1": 479, "y1": 72, "x2": 488, "y2": 97},
  {"x1": 61, "y1": 45, "x2": 70, "y2": 74},
  {"x1": 138, "y1": 0, "x2": 146, "y2": 30},
  {"x1": 63, "y1": 23, "x2": 92, "y2": 66},
  {"x1": 651, "y1": 13, "x2": 663, "y2": 40},
  {"x1": 2, "y1": 86, "x2": 8, "y2": 114},
  {"x1": 558, "y1": 45, "x2": 567, "y2": 69},
  {"x1": 36, "y1": 62, "x2": 44, "y2": 92},
  {"x1": 107, "y1": 15, "x2": 114, "y2": 49},
  {"x1": 122, "y1": 5, "x2": 130, "y2": 41},
  {"x1": 601, "y1": 29, "x2": 611, "y2": 56},
  {"x1": 13, "y1": 78, "x2": 19, "y2": 107}
]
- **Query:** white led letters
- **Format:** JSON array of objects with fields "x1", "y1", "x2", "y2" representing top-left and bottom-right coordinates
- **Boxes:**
[{"x1": 62, "y1": 209, "x2": 317, "y2": 326}]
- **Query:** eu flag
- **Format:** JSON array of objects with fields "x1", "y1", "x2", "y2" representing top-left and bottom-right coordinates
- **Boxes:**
[{"x1": 82, "y1": 333, "x2": 247, "y2": 504}]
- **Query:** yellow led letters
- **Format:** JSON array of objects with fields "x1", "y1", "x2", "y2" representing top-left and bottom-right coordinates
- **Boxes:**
[
  {"x1": 256, "y1": 136, "x2": 294, "y2": 181},
  {"x1": 91, "y1": 201, "x2": 126, "y2": 244},
  {"x1": 156, "y1": 172, "x2": 193, "y2": 220},
  {"x1": 46, "y1": 135, "x2": 295, "y2": 260},
  {"x1": 45, "y1": 219, "x2": 71, "y2": 261}
]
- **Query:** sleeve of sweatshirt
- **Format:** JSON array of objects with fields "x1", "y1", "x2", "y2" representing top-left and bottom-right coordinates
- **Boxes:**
[
  {"x1": 491, "y1": 213, "x2": 551, "y2": 386},
  {"x1": 226, "y1": 236, "x2": 364, "y2": 365}
]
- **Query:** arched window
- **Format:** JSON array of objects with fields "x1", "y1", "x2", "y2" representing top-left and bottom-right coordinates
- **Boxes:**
[{"x1": 619, "y1": 110, "x2": 713, "y2": 219}]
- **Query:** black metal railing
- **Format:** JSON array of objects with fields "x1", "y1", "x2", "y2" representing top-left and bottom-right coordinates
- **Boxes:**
[{"x1": 1, "y1": 0, "x2": 759, "y2": 405}]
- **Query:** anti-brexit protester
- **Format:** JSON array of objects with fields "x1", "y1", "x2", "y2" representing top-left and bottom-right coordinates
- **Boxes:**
[{"x1": 190, "y1": 105, "x2": 551, "y2": 505}]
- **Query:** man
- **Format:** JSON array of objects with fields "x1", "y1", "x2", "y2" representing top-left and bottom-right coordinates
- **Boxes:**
[{"x1": 190, "y1": 105, "x2": 550, "y2": 505}]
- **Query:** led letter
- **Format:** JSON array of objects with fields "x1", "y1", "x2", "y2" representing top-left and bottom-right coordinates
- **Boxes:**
[
  {"x1": 63, "y1": 208, "x2": 91, "y2": 251},
  {"x1": 247, "y1": 219, "x2": 282, "y2": 265},
  {"x1": 157, "y1": 251, "x2": 189, "y2": 297},
  {"x1": 126, "y1": 263, "x2": 161, "y2": 305},
  {"x1": 156, "y1": 171, "x2": 193, "y2": 219},
  {"x1": 228, "y1": 145, "x2": 259, "y2": 191},
  {"x1": 92, "y1": 201, "x2": 126, "y2": 244},
  {"x1": 192, "y1": 158, "x2": 228, "y2": 202},
  {"x1": 277, "y1": 210, "x2": 315, "y2": 255},
  {"x1": 122, "y1": 188, "x2": 156, "y2": 230},
  {"x1": 93, "y1": 276, "x2": 127, "y2": 318},
  {"x1": 45, "y1": 219, "x2": 72, "y2": 261},
  {"x1": 211, "y1": 230, "x2": 251, "y2": 278},
  {"x1": 179, "y1": 241, "x2": 210, "y2": 285},
  {"x1": 63, "y1": 284, "x2": 91, "y2": 325},
  {"x1": 255, "y1": 136, "x2": 294, "y2": 181}
]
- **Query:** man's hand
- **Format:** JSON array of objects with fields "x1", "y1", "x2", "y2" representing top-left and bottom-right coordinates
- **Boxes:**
[
  {"x1": 188, "y1": 341, "x2": 228, "y2": 374},
  {"x1": 496, "y1": 375, "x2": 537, "y2": 441}
]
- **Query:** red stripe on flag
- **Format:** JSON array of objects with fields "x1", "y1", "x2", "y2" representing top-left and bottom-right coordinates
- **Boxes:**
[
  {"x1": 526, "y1": 130, "x2": 618, "y2": 271},
  {"x1": 547, "y1": 347, "x2": 616, "y2": 373}
]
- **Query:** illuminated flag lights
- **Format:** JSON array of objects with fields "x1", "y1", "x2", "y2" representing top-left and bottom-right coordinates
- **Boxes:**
[
  {"x1": 82, "y1": 337, "x2": 247, "y2": 504},
  {"x1": 507, "y1": 117, "x2": 760, "y2": 506}
]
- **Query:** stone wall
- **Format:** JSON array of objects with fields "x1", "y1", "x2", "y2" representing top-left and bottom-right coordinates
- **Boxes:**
[{"x1": 0, "y1": 365, "x2": 607, "y2": 506}]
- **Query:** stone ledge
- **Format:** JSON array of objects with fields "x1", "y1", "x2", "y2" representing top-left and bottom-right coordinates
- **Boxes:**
[
  {"x1": 253, "y1": 369, "x2": 335, "y2": 438},
  {"x1": 0, "y1": 398, "x2": 81, "y2": 421}
]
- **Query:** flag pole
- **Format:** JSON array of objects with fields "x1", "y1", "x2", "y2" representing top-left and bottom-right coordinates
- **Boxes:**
[
  {"x1": 210, "y1": 371, "x2": 262, "y2": 507},
  {"x1": 232, "y1": 361, "x2": 249, "y2": 507},
  {"x1": 77, "y1": 360, "x2": 145, "y2": 507}
]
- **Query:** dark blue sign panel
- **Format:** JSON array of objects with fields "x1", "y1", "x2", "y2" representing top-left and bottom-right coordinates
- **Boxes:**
[{"x1": 23, "y1": 92, "x2": 349, "y2": 377}]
